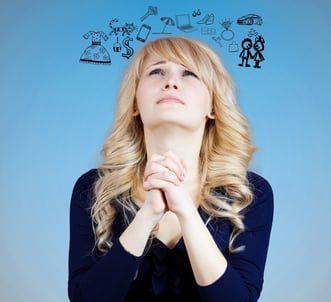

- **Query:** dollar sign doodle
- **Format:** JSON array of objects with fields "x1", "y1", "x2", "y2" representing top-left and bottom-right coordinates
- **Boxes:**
[{"x1": 122, "y1": 36, "x2": 134, "y2": 59}]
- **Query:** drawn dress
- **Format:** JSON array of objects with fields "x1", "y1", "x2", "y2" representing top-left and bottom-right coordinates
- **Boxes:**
[{"x1": 80, "y1": 31, "x2": 111, "y2": 65}]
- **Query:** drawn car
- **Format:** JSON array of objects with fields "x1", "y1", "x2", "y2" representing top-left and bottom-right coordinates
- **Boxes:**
[{"x1": 237, "y1": 14, "x2": 263, "y2": 26}]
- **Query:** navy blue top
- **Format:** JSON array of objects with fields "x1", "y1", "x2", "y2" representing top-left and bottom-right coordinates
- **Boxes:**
[{"x1": 68, "y1": 169, "x2": 273, "y2": 302}]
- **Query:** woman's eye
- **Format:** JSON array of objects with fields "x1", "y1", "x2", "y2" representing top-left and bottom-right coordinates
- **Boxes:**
[
  {"x1": 183, "y1": 70, "x2": 198, "y2": 78},
  {"x1": 149, "y1": 69, "x2": 164, "y2": 76}
]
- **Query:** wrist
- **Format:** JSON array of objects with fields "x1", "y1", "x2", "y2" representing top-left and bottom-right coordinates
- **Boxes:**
[
  {"x1": 119, "y1": 208, "x2": 161, "y2": 257},
  {"x1": 137, "y1": 206, "x2": 163, "y2": 228},
  {"x1": 176, "y1": 204, "x2": 199, "y2": 225}
]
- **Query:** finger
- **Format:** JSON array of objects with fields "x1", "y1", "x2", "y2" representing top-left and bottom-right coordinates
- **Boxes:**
[
  {"x1": 144, "y1": 189, "x2": 167, "y2": 214},
  {"x1": 144, "y1": 154, "x2": 165, "y2": 180},
  {"x1": 144, "y1": 170, "x2": 182, "y2": 187},
  {"x1": 163, "y1": 151, "x2": 187, "y2": 181},
  {"x1": 144, "y1": 152, "x2": 186, "y2": 182},
  {"x1": 143, "y1": 170, "x2": 181, "y2": 190},
  {"x1": 146, "y1": 157, "x2": 184, "y2": 183},
  {"x1": 144, "y1": 160, "x2": 169, "y2": 181}
]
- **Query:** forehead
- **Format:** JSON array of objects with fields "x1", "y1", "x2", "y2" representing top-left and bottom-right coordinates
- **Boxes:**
[
  {"x1": 142, "y1": 54, "x2": 181, "y2": 67},
  {"x1": 143, "y1": 56, "x2": 187, "y2": 69},
  {"x1": 143, "y1": 55, "x2": 166, "y2": 66}
]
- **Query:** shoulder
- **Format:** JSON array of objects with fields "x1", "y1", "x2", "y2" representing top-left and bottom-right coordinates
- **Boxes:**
[
  {"x1": 74, "y1": 169, "x2": 100, "y2": 189},
  {"x1": 71, "y1": 169, "x2": 100, "y2": 207},
  {"x1": 244, "y1": 171, "x2": 274, "y2": 228},
  {"x1": 247, "y1": 171, "x2": 273, "y2": 202}
]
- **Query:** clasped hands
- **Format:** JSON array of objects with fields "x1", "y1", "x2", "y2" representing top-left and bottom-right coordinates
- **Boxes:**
[{"x1": 142, "y1": 151, "x2": 195, "y2": 220}]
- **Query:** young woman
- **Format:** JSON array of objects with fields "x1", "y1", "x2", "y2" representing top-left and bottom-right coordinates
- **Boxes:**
[{"x1": 68, "y1": 36, "x2": 273, "y2": 302}]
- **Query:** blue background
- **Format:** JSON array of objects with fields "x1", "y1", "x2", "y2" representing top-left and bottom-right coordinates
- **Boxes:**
[{"x1": 1, "y1": 0, "x2": 330, "y2": 301}]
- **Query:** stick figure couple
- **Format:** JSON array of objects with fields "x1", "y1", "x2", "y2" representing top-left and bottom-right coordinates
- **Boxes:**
[{"x1": 238, "y1": 35, "x2": 265, "y2": 69}]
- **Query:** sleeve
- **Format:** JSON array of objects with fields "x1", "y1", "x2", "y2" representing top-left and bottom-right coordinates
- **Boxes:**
[
  {"x1": 198, "y1": 172, "x2": 274, "y2": 302},
  {"x1": 68, "y1": 170, "x2": 143, "y2": 302}
]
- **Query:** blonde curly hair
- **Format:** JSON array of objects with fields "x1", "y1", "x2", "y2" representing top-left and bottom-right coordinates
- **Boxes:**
[{"x1": 92, "y1": 36, "x2": 256, "y2": 253}]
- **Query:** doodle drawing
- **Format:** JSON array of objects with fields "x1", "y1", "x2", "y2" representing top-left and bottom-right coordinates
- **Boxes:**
[
  {"x1": 252, "y1": 35, "x2": 265, "y2": 68},
  {"x1": 175, "y1": 14, "x2": 197, "y2": 33},
  {"x1": 238, "y1": 38, "x2": 253, "y2": 67},
  {"x1": 113, "y1": 37, "x2": 122, "y2": 52},
  {"x1": 140, "y1": 6, "x2": 158, "y2": 21},
  {"x1": 152, "y1": 17, "x2": 175, "y2": 34},
  {"x1": 201, "y1": 27, "x2": 216, "y2": 35},
  {"x1": 237, "y1": 14, "x2": 263, "y2": 26},
  {"x1": 197, "y1": 13, "x2": 214, "y2": 25},
  {"x1": 109, "y1": 19, "x2": 137, "y2": 36},
  {"x1": 220, "y1": 19, "x2": 234, "y2": 41},
  {"x1": 121, "y1": 36, "x2": 134, "y2": 59},
  {"x1": 212, "y1": 36, "x2": 223, "y2": 48},
  {"x1": 192, "y1": 9, "x2": 201, "y2": 17},
  {"x1": 80, "y1": 31, "x2": 111, "y2": 65},
  {"x1": 136, "y1": 24, "x2": 151, "y2": 42},
  {"x1": 248, "y1": 28, "x2": 259, "y2": 38},
  {"x1": 228, "y1": 41, "x2": 239, "y2": 53}
]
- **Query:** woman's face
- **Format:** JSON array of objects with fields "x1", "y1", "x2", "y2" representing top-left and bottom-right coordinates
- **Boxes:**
[{"x1": 135, "y1": 55, "x2": 212, "y2": 132}]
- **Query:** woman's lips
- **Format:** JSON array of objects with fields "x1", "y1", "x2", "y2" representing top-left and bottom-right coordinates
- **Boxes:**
[{"x1": 156, "y1": 96, "x2": 184, "y2": 104}]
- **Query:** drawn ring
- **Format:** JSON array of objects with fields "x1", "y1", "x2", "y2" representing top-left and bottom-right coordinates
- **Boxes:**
[{"x1": 221, "y1": 29, "x2": 234, "y2": 41}]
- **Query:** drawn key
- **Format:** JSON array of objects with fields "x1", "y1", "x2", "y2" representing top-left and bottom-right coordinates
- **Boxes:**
[{"x1": 140, "y1": 6, "x2": 158, "y2": 21}]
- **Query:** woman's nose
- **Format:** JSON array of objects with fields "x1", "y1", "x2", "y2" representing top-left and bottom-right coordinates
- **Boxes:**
[{"x1": 162, "y1": 75, "x2": 180, "y2": 91}]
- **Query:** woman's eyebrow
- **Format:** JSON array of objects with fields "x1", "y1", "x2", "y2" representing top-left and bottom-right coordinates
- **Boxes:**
[{"x1": 146, "y1": 60, "x2": 167, "y2": 69}]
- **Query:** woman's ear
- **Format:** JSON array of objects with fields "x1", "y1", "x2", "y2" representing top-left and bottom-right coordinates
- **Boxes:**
[
  {"x1": 132, "y1": 102, "x2": 140, "y2": 116},
  {"x1": 207, "y1": 110, "x2": 215, "y2": 119}
]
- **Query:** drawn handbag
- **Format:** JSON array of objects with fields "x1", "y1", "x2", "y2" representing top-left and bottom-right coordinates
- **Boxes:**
[{"x1": 228, "y1": 41, "x2": 239, "y2": 52}]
